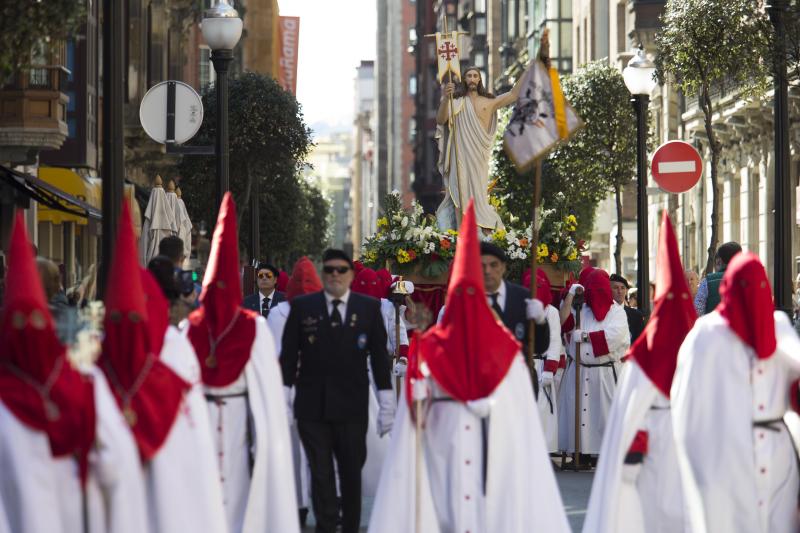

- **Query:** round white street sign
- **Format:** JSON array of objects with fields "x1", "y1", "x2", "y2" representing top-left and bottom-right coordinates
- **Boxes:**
[{"x1": 139, "y1": 81, "x2": 204, "y2": 144}]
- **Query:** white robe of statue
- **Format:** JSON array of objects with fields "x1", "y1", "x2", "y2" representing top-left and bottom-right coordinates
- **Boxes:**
[
  {"x1": 140, "y1": 186, "x2": 177, "y2": 266},
  {"x1": 583, "y1": 362, "x2": 685, "y2": 533},
  {"x1": 367, "y1": 355, "x2": 571, "y2": 533},
  {"x1": 146, "y1": 325, "x2": 228, "y2": 533},
  {"x1": 561, "y1": 302, "x2": 630, "y2": 454},
  {"x1": 535, "y1": 304, "x2": 563, "y2": 452},
  {"x1": 672, "y1": 311, "x2": 800, "y2": 533},
  {"x1": 191, "y1": 316, "x2": 300, "y2": 533}
]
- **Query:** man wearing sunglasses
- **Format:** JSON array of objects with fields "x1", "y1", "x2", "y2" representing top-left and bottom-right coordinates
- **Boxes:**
[
  {"x1": 243, "y1": 262, "x2": 285, "y2": 319},
  {"x1": 280, "y1": 248, "x2": 395, "y2": 533}
]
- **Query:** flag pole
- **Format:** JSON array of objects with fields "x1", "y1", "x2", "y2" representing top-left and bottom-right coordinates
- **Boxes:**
[
  {"x1": 527, "y1": 158, "x2": 542, "y2": 394},
  {"x1": 443, "y1": 15, "x2": 465, "y2": 227}
]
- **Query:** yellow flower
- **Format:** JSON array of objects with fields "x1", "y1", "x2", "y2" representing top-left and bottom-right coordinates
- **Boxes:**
[
  {"x1": 494, "y1": 228, "x2": 507, "y2": 240},
  {"x1": 446, "y1": 229, "x2": 459, "y2": 237},
  {"x1": 397, "y1": 249, "x2": 411, "y2": 264},
  {"x1": 567, "y1": 249, "x2": 578, "y2": 261},
  {"x1": 537, "y1": 243, "x2": 549, "y2": 258},
  {"x1": 377, "y1": 217, "x2": 389, "y2": 230},
  {"x1": 564, "y1": 214, "x2": 578, "y2": 232}
]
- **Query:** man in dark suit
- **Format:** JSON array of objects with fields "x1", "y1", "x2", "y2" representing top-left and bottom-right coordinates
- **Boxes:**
[
  {"x1": 480, "y1": 242, "x2": 548, "y2": 361},
  {"x1": 280, "y1": 249, "x2": 395, "y2": 533},
  {"x1": 610, "y1": 273, "x2": 644, "y2": 343},
  {"x1": 242, "y1": 262, "x2": 284, "y2": 319}
]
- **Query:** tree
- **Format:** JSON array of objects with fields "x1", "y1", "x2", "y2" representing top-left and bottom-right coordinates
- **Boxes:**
[
  {"x1": 180, "y1": 72, "x2": 323, "y2": 267},
  {"x1": 0, "y1": 1, "x2": 84, "y2": 78},
  {"x1": 656, "y1": 0, "x2": 770, "y2": 275},
  {"x1": 555, "y1": 61, "x2": 638, "y2": 274}
]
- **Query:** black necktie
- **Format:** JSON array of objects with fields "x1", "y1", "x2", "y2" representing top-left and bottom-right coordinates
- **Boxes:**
[
  {"x1": 490, "y1": 293, "x2": 503, "y2": 317},
  {"x1": 330, "y1": 299, "x2": 343, "y2": 327},
  {"x1": 261, "y1": 297, "x2": 271, "y2": 319}
]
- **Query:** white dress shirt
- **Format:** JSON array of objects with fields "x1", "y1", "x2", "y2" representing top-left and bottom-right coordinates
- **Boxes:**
[
  {"x1": 324, "y1": 290, "x2": 350, "y2": 317},
  {"x1": 259, "y1": 289, "x2": 275, "y2": 310},
  {"x1": 487, "y1": 280, "x2": 507, "y2": 312}
]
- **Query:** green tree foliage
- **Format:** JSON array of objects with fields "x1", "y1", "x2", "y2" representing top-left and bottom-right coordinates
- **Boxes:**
[
  {"x1": 180, "y1": 72, "x2": 324, "y2": 267},
  {"x1": 491, "y1": 62, "x2": 637, "y2": 273},
  {"x1": 655, "y1": 0, "x2": 770, "y2": 275},
  {"x1": 0, "y1": 1, "x2": 84, "y2": 78}
]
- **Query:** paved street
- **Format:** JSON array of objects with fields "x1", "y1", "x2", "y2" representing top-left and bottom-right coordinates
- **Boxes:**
[{"x1": 302, "y1": 468, "x2": 594, "y2": 532}]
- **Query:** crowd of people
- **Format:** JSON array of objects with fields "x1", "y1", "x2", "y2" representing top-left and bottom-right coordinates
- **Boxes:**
[{"x1": 2, "y1": 194, "x2": 800, "y2": 533}]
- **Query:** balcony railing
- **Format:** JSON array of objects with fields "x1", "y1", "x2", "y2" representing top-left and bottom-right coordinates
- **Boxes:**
[{"x1": 1, "y1": 65, "x2": 71, "y2": 92}]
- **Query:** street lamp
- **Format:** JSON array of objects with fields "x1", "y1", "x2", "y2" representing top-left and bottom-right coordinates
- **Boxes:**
[
  {"x1": 623, "y1": 45, "x2": 657, "y2": 319},
  {"x1": 767, "y1": 0, "x2": 792, "y2": 317},
  {"x1": 202, "y1": 0, "x2": 242, "y2": 215}
]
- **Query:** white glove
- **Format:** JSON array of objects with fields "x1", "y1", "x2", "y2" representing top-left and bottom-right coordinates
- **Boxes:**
[
  {"x1": 393, "y1": 357, "x2": 408, "y2": 376},
  {"x1": 525, "y1": 298, "x2": 546, "y2": 324},
  {"x1": 540, "y1": 370, "x2": 554, "y2": 387},
  {"x1": 568, "y1": 283, "x2": 584, "y2": 296},
  {"x1": 284, "y1": 386, "x2": 294, "y2": 426},
  {"x1": 411, "y1": 378, "x2": 429, "y2": 401},
  {"x1": 572, "y1": 329, "x2": 586, "y2": 343},
  {"x1": 465, "y1": 398, "x2": 493, "y2": 418},
  {"x1": 377, "y1": 390, "x2": 396, "y2": 437}
]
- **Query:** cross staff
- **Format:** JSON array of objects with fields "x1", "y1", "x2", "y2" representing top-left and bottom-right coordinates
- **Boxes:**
[{"x1": 425, "y1": 20, "x2": 470, "y2": 226}]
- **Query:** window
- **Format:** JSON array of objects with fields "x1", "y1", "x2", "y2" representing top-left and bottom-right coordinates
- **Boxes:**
[
  {"x1": 475, "y1": 15, "x2": 487, "y2": 36},
  {"x1": 409, "y1": 27, "x2": 418, "y2": 46},
  {"x1": 474, "y1": 0, "x2": 486, "y2": 13},
  {"x1": 409, "y1": 75, "x2": 417, "y2": 95},
  {"x1": 473, "y1": 52, "x2": 485, "y2": 68},
  {"x1": 199, "y1": 46, "x2": 215, "y2": 92}
]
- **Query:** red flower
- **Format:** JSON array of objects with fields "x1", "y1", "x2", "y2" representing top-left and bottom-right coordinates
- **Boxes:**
[{"x1": 407, "y1": 249, "x2": 417, "y2": 260}]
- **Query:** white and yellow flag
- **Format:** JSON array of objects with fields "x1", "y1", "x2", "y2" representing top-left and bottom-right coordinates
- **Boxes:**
[
  {"x1": 435, "y1": 31, "x2": 461, "y2": 82},
  {"x1": 503, "y1": 60, "x2": 582, "y2": 171}
]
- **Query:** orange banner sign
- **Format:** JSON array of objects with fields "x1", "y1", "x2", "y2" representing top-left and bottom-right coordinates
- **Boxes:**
[{"x1": 278, "y1": 16, "x2": 300, "y2": 95}]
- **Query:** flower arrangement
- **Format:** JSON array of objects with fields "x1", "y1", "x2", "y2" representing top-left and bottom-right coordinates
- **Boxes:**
[
  {"x1": 536, "y1": 193, "x2": 585, "y2": 269},
  {"x1": 361, "y1": 191, "x2": 457, "y2": 278}
]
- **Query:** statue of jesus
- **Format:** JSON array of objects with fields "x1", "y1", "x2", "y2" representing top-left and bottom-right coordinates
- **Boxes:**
[{"x1": 435, "y1": 66, "x2": 522, "y2": 232}]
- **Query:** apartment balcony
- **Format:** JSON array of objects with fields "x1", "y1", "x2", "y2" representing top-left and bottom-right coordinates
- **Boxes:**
[{"x1": 0, "y1": 65, "x2": 70, "y2": 164}]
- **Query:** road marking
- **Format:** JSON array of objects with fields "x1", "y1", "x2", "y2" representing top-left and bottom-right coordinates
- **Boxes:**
[{"x1": 658, "y1": 161, "x2": 696, "y2": 174}]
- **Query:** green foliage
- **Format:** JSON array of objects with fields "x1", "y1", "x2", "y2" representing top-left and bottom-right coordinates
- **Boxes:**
[
  {"x1": 655, "y1": 0, "x2": 770, "y2": 274},
  {"x1": 491, "y1": 61, "x2": 637, "y2": 267},
  {"x1": 655, "y1": 0, "x2": 771, "y2": 98},
  {"x1": 0, "y1": 1, "x2": 85, "y2": 79},
  {"x1": 179, "y1": 72, "x2": 323, "y2": 268}
]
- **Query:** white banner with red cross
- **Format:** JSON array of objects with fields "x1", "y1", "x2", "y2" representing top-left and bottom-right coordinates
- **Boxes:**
[{"x1": 435, "y1": 31, "x2": 461, "y2": 83}]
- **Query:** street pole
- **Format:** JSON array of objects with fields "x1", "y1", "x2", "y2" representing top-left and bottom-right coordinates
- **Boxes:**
[
  {"x1": 211, "y1": 49, "x2": 233, "y2": 216},
  {"x1": 768, "y1": 0, "x2": 792, "y2": 317},
  {"x1": 633, "y1": 94, "x2": 650, "y2": 318},
  {"x1": 99, "y1": 0, "x2": 125, "y2": 298},
  {"x1": 250, "y1": 175, "x2": 260, "y2": 263}
]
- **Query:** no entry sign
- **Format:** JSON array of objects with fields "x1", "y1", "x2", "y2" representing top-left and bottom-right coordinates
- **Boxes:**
[{"x1": 651, "y1": 140, "x2": 703, "y2": 193}]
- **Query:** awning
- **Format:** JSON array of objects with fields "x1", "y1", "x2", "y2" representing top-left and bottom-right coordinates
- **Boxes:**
[
  {"x1": 38, "y1": 167, "x2": 101, "y2": 225},
  {"x1": 0, "y1": 164, "x2": 101, "y2": 221}
]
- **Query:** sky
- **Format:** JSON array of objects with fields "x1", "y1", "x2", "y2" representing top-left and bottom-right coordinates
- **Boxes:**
[{"x1": 278, "y1": 0, "x2": 376, "y2": 138}]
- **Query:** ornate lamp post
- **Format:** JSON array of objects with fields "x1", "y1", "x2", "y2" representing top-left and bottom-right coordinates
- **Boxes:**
[
  {"x1": 623, "y1": 45, "x2": 657, "y2": 318},
  {"x1": 202, "y1": 0, "x2": 242, "y2": 215},
  {"x1": 767, "y1": 0, "x2": 792, "y2": 317}
]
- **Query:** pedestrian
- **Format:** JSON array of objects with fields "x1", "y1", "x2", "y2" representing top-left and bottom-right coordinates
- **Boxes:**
[
  {"x1": 266, "y1": 256, "x2": 323, "y2": 528},
  {"x1": 693, "y1": 241, "x2": 742, "y2": 315},
  {"x1": 367, "y1": 201, "x2": 571, "y2": 533},
  {"x1": 36, "y1": 256, "x2": 79, "y2": 346},
  {"x1": 146, "y1": 256, "x2": 196, "y2": 327},
  {"x1": 610, "y1": 273, "x2": 645, "y2": 344},
  {"x1": 584, "y1": 212, "x2": 693, "y2": 533},
  {"x1": 242, "y1": 261, "x2": 284, "y2": 318},
  {"x1": 351, "y1": 267, "x2": 411, "y2": 497},
  {"x1": 684, "y1": 269, "x2": 699, "y2": 299},
  {"x1": 523, "y1": 267, "x2": 564, "y2": 452},
  {"x1": 100, "y1": 204, "x2": 227, "y2": 533},
  {"x1": 560, "y1": 267, "x2": 630, "y2": 461},
  {"x1": 280, "y1": 248, "x2": 395, "y2": 533},
  {"x1": 186, "y1": 193, "x2": 299, "y2": 533},
  {"x1": 0, "y1": 210, "x2": 148, "y2": 533},
  {"x1": 672, "y1": 252, "x2": 800, "y2": 533},
  {"x1": 158, "y1": 235, "x2": 186, "y2": 269}
]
